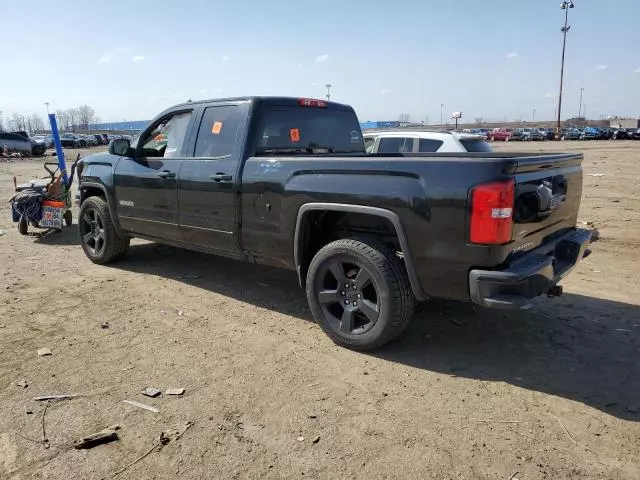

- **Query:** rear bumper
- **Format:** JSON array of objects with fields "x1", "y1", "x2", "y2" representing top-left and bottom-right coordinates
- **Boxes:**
[{"x1": 469, "y1": 228, "x2": 591, "y2": 309}]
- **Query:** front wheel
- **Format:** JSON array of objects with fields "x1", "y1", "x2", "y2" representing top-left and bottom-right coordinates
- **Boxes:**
[
  {"x1": 306, "y1": 238, "x2": 415, "y2": 351},
  {"x1": 79, "y1": 196, "x2": 129, "y2": 264}
]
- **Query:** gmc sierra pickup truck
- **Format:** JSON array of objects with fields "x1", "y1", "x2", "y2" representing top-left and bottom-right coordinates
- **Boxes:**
[{"x1": 77, "y1": 96, "x2": 591, "y2": 350}]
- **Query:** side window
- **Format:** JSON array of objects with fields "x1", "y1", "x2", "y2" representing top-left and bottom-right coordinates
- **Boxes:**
[
  {"x1": 378, "y1": 137, "x2": 412, "y2": 154},
  {"x1": 193, "y1": 105, "x2": 241, "y2": 158},
  {"x1": 418, "y1": 138, "x2": 444, "y2": 152},
  {"x1": 140, "y1": 111, "x2": 192, "y2": 157}
]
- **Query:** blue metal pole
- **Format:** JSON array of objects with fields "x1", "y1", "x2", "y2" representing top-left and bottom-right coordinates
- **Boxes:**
[{"x1": 48, "y1": 113, "x2": 68, "y2": 186}]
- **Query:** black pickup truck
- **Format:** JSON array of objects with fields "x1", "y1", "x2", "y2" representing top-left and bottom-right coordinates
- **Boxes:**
[{"x1": 76, "y1": 96, "x2": 591, "y2": 350}]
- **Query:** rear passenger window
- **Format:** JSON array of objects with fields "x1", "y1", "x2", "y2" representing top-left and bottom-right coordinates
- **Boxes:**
[
  {"x1": 418, "y1": 138, "x2": 444, "y2": 152},
  {"x1": 194, "y1": 105, "x2": 241, "y2": 158},
  {"x1": 378, "y1": 137, "x2": 412, "y2": 154}
]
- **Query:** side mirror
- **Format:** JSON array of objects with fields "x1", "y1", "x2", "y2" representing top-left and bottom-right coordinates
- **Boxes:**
[{"x1": 109, "y1": 138, "x2": 132, "y2": 156}]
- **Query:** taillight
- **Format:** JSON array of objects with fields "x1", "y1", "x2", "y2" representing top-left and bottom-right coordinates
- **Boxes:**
[
  {"x1": 470, "y1": 179, "x2": 515, "y2": 244},
  {"x1": 298, "y1": 98, "x2": 327, "y2": 108}
]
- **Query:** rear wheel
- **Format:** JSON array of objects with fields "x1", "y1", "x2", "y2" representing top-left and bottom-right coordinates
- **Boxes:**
[
  {"x1": 306, "y1": 238, "x2": 415, "y2": 351},
  {"x1": 79, "y1": 196, "x2": 129, "y2": 264}
]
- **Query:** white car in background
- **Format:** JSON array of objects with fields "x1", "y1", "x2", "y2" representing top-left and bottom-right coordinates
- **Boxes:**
[{"x1": 363, "y1": 130, "x2": 493, "y2": 154}]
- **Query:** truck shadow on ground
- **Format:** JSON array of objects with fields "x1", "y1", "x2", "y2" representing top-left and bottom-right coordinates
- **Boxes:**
[{"x1": 113, "y1": 242, "x2": 640, "y2": 422}]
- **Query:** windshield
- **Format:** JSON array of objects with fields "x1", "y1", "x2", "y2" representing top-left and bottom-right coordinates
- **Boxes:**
[{"x1": 255, "y1": 106, "x2": 365, "y2": 154}]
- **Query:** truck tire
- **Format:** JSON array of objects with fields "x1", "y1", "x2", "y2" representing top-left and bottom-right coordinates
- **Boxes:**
[
  {"x1": 306, "y1": 237, "x2": 415, "y2": 351},
  {"x1": 79, "y1": 196, "x2": 129, "y2": 264}
]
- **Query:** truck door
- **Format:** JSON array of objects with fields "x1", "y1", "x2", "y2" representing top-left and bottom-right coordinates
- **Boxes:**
[
  {"x1": 114, "y1": 110, "x2": 193, "y2": 240},
  {"x1": 178, "y1": 103, "x2": 246, "y2": 253}
]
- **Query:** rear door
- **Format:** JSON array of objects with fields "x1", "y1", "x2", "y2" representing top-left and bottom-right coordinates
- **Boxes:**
[
  {"x1": 114, "y1": 110, "x2": 194, "y2": 240},
  {"x1": 178, "y1": 102, "x2": 247, "y2": 252}
]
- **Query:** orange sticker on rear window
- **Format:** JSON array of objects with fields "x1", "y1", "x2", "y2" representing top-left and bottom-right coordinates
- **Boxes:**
[
  {"x1": 212, "y1": 122, "x2": 223, "y2": 134},
  {"x1": 290, "y1": 128, "x2": 300, "y2": 142}
]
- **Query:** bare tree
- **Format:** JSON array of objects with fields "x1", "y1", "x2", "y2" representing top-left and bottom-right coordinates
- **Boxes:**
[
  {"x1": 11, "y1": 113, "x2": 27, "y2": 131},
  {"x1": 55, "y1": 109, "x2": 70, "y2": 131},
  {"x1": 77, "y1": 105, "x2": 96, "y2": 129},
  {"x1": 474, "y1": 117, "x2": 484, "y2": 125},
  {"x1": 27, "y1": 114, "x2": 45, "y2": 132},
  {"x1": 67, "y1": 108, "x2": 79, "y2": 131}
]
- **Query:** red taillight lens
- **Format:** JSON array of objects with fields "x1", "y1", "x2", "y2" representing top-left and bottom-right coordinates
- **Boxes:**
[
  {"x1": 298, "y1": 98, "x2": 327, "y2": 108},
  {"x1": 470, "y1": 179, "x2": 515, "y2": 244}
]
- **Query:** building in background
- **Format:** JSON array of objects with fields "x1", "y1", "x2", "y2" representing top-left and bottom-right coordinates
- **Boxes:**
[{"x1": 608, "y1": 117, "x2": 640, "y2": 129}]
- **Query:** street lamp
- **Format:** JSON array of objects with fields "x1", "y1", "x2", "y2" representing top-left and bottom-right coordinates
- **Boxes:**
[
  {"x1": 556, "y1": 0, "x2": 575, "y2": 133},
  {"x1": 533, "y1": 108, "x2": 536, "y2": 123},
  {"x1": 578, "y1": 87, "x2": 584, "y2": 119},
  {"x1": 325, "y1": 84, "x2": 332, "y2": 101},
  {"x1": 440, "y1": 103, "x2": 444, "y2": 125},
  {"x1": 44, "y1": 102, "x2": 50, "y2": 115}
]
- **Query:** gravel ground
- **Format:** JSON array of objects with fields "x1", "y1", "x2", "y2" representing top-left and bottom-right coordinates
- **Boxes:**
[{"x1": 0, "y1": 141, "x2": 639, "y2": 479}]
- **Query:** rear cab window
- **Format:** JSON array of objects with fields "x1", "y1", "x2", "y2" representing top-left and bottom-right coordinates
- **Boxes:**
[{"x1": 255, "y1": 101, "x2": 364, "y2": 155}]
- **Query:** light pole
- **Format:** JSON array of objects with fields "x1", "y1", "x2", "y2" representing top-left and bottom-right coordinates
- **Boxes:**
[
  {"x1": 325, "y1": 84, "x2": 332, "y2": 101},
  {"x1": 440, "y1": 104, "x2": 444, "y2": 125},
  {"x1": 44, "y1": 102, "x2": 50, "y2": 115},
  {"x1": 557, "y1": 0, "x2": 575, "y2": 133},
  {"x1": 578, "y1": 87, "x2": 584, "y2": 119},
  {"x1": 532, "y1": 108, "x2": 536, "y2": 123}
]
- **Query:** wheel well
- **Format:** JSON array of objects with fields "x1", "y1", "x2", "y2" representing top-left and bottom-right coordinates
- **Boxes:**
[
  {"x1": 80, "y1": 186, "x2": 105, "y2": 203},
  {"x1": 297, "y1": 210, "x2": 403, "y2": 282}
]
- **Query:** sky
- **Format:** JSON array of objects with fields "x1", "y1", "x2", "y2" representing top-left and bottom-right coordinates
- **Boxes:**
[{"x1": 1, "y1": 0, "x2": 639, "y2": 124}]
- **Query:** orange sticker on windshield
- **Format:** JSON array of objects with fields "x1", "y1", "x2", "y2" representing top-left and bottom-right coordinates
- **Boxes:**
[
  {"x1": 212, "y1": 122, "x2": 223, "y2": 134},
  {"x1": 290, "y1": 128, "x2": 300, "y2": 142}
]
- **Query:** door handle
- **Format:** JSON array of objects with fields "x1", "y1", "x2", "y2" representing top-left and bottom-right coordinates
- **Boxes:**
[
  {"x1": 210, "y1": 173, "x2": 233, "y2": 182},
  {"x1": 157, "y1": 170, "x2": 176, "y2": 179}
]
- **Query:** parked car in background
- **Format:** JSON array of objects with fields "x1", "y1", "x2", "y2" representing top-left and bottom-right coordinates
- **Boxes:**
[
  {"x1": 561, "y1": 128, "x2": 581, "y2": 140},
  {"x1": 470, "y1": 128, "x2": 490, "y2": 139},
  {"x1": 630, "y1": 128, "x2": 640, "y2": 140},
  {"x1": 0, "y1": 132, "x2": 46, "y2": 156},
  {"x1": 364, "y1": 130, "x2": 493, "y2": 154},
  {"x1": 539, "y1": 128, "x2": 557, "y2": 140},
  {"x1": 92, "y1": 134, "x2": 105, "y2": 145},
  {"x1": 528, "y1": 128, "x2": 545, "y2": 141},
  {"x1": 510, "y1": 128, "x2": 530, "y2": 141},
  {"x1": 488, "y1": 128, "x2": 512, "y2": 141},
  {"x1": 83, "y1": 135, "x2": 98, "y2": 146},
  {"x1": 612, "y1": 128, "x2": 631, "y2": 140},
  {"x1": 598, "y1": 127, "x2": 613, "y2": 140},
  {"x1": 580, "y1": 127, "x2": 600, "y2": 140},
  {"x1": 32, "y1": 135, "x2": 53, "y2": 149},
  {"x1": 60, "y1": 133, "x2": 86, "y2": 148}
]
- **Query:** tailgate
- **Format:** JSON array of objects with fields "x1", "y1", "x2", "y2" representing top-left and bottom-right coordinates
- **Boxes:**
[{"x1": 510, "y1": 153, "x2": 583, "y2": 242}]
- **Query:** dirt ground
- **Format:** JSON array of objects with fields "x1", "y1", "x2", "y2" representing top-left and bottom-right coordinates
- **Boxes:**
[{"x1": 1, "y1": 141, "x2": 639, "y2": 480}]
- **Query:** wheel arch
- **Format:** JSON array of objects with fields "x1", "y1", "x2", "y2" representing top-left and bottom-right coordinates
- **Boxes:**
[
  {"x1": 294, "y1": 203, "x2": 426, "y2": 301},
  {"x1": 79, "y1": 182, "x2": 124, "y2": 236}
]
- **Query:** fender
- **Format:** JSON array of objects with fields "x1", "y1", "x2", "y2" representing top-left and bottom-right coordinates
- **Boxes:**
[
  {"x1": 79, "y1": 181, "x2": 125, "y2": 237},
  {"x1": 294, "y1": 203, "x2": 427, "y2": 301}
]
